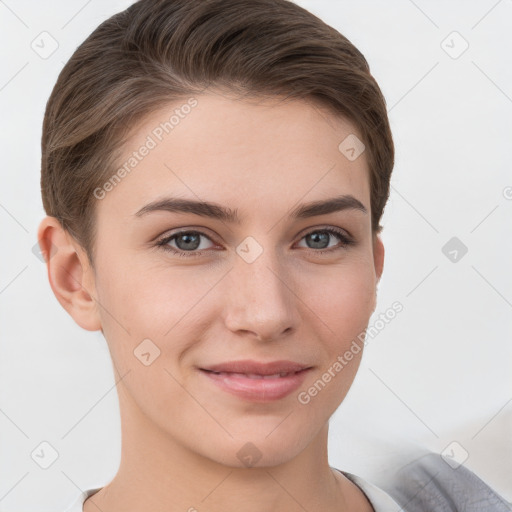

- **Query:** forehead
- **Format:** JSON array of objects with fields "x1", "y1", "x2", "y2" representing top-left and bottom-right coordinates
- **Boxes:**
[{"x1": 96, "y1": 91, "x2": 370, "y2": 222}]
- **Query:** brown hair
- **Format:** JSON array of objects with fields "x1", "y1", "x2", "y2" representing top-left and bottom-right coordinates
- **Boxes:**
[{"x1": 41, "y1": 0, "x2": 394, "y2": 268}]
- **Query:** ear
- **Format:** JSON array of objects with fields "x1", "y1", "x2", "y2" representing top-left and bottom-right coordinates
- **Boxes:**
[
  {"x1": 371, "y1": 233, "x2": 385, "y2": 312},
  {"x1": 373, "y1": 233, "x2": 385, "y2": 283},
  {"x1": 36, "y1": 216, "x2": 102, "y2": 331}
]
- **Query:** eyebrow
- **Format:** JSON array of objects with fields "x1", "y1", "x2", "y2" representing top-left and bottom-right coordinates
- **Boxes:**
[{"x1": 134, "y1": 194, "x2": 367, "y2": 223}]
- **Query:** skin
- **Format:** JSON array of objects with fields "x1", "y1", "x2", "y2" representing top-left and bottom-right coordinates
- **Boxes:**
[{"x1": 38, "y1": 90, "x2": 384, "y2": 512}]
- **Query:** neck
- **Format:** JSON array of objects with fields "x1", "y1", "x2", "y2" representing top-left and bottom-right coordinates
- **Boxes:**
[{"x1": 84, "y1": 383, "x2": 372, "y2": 512}]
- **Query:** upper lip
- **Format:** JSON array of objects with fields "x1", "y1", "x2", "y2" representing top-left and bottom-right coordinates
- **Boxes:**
[{"x1": 200, "y1": 360, "x2": 312, "y2": 375}]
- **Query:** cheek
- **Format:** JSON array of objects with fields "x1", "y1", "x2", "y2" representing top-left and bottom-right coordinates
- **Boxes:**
[
  {"x1": 296, "y1": 266, "x2": 374, "y2": 415},
  {"x1": 302, "y1": 259, "x2": 376, "y2": 338},
  {"x1": 95, "y1": 261, "x2": 221, "y2": 368},
  {"x1": 334, "y1": 274, "x2": 375, "y2": 334},
  {"x1": 97, "y1": 259, "x2": 202, "y2": 329}
]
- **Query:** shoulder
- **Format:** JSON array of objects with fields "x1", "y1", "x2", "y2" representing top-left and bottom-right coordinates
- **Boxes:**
[{"x1": 381, "y1": 452, "x2": 512, "y2": 512}]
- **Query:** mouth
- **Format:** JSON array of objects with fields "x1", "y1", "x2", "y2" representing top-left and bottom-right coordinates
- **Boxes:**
[
  {"x1": 201, "y1": 369, "x2": 306, "y2": 379},
  {"x1": 200, "y1": 359, "x2": 312, "y2": 375},
  {"x1": 198, "y1": 361, "x2": 312, "y2": 401}
]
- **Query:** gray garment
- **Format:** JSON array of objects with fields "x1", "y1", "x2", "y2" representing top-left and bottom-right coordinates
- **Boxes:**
[{"x1": 381, "y1": 452, "x2": 512, "y2": 512}]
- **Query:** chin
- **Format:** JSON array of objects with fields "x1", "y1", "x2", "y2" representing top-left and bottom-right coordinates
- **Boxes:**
[{"x1": 204, "y1": 429, "x2": 312, "y2": 469}]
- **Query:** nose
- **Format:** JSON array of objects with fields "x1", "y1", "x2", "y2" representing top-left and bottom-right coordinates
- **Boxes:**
[{"x1": 223, "y1": 246, "x2": 300, "y2": 342}]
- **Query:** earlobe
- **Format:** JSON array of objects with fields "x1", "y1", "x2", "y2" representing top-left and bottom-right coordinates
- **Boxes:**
[{"x1": 37, "y1": 216, "x2": 102, "y2": 332}]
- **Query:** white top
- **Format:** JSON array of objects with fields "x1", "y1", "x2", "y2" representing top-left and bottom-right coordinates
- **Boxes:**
[{"x1": 63, "y1": 469, "x2": 401, "y2": 512}]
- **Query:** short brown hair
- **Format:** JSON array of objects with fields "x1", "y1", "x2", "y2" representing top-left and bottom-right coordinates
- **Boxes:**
[{"x1": 41, "y1": 0, "x2": 394, "y2": 268}]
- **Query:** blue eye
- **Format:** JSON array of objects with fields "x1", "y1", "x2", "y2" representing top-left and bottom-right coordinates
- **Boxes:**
[
  {"x1": 156, "y1": 230, "x2": 215, "y2": 257},
  {"x1": 296, "y1": 227, "x2": 354, "y2": 252},
  {"x1": 156, "y1": 227, "x2": 354, "y2": 258}
]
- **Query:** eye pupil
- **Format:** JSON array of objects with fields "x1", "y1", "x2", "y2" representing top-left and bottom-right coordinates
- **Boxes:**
[
  {"x1": 160, "y1": 227, "x2": 350, "y2": 258},
  {"x1": 176, "y1": 232, "x2": 201, "y2": 250},
  {"x1": 307, "y1": 232, "x2": 330, "y2": 249}
]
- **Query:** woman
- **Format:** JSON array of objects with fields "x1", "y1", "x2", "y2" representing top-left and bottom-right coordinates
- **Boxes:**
[{"x1": 38, "y1": 0, "x2": 408, "y2": 510}]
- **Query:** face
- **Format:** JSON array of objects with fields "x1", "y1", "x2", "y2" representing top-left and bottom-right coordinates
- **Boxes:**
[{"x1": 74, "y1": 91, "x2": 383, "y2": 467}]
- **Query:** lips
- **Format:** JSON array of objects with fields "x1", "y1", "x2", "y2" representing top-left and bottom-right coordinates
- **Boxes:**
[
  {"x1": 200, "y1": 359, "x2": 311, "y2": 376},
  {"x1": 207, "y1": 372, "x2": 297, "y2": 379},
  {"x1": 198, "y1": 360, "x2": 312, "y2": 401}
]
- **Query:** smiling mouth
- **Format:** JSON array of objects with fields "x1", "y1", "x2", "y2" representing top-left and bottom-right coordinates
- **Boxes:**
[
  {"x1": 201, "y1": 369, "x2": 307, "y2": 379},
  {"x1": 198, "y1": 367, "x2": 312, "y2": 401}
]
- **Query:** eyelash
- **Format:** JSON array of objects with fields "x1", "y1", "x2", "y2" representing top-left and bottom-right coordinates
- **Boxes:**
[{"x1": 155, "y1": 227, "x2": 355, "y2": 258}]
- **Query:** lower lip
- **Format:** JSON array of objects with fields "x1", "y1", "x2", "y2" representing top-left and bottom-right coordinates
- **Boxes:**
[{"x1": 199, "y1": 368, "x2": 311, "y2": 402}]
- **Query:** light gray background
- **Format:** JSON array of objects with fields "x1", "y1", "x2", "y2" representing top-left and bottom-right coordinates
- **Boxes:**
[{"x1": 0, "y1": 0, "x2": 511, "y2": 510}]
